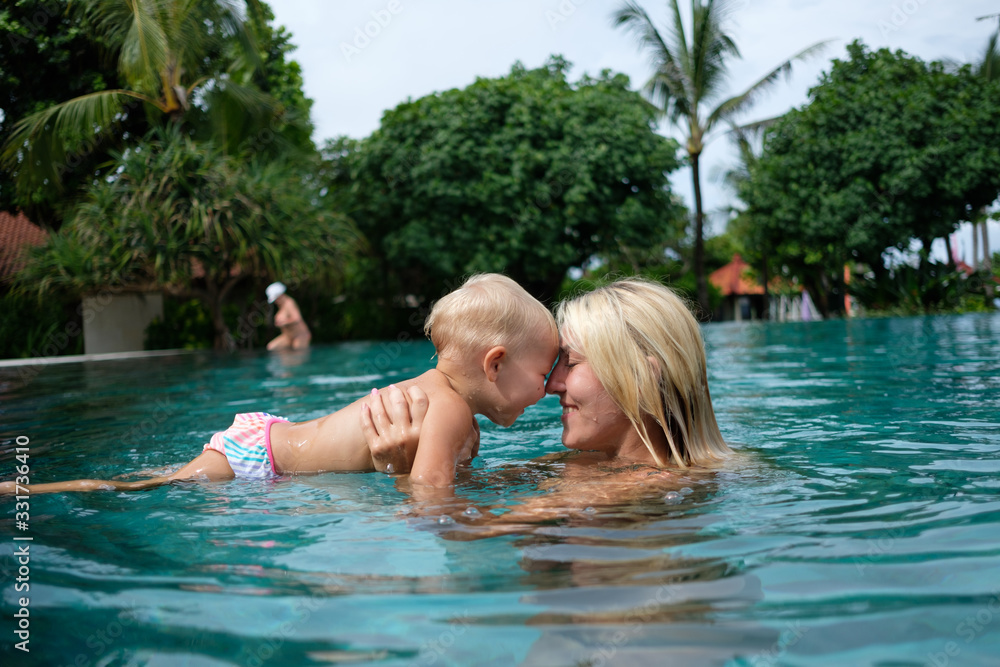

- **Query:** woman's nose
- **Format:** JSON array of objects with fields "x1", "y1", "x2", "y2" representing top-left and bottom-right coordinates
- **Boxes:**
[{"x1": 545, "y1": 364, "x2": 566, "y2": 394}]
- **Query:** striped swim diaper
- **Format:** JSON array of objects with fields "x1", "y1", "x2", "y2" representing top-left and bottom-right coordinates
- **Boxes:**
[{"x1": 203, "y1": 412, "x2": 288, "y2": 479}]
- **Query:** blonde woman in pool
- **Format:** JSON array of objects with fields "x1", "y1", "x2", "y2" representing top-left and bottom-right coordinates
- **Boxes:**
[
  {"x1": 546, "y1": 277, "x2": 730, "y2": 468},
  {"x1": 1, "y1": 274, "x2": 559, "y2": 495},
  {"x1": 362, "y1": 278, "x2": 732, "y2": 509}
]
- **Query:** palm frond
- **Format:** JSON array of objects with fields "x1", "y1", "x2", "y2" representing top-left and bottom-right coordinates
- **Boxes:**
[
  {"x1": 976, "y1": 13, "x2": 1000, "y2": 28},
  {"x1": 76, "y1": 0, "x2": 135, "y2": 47},
  {"x1": 705, "y1": 39, "x2": 831, "y2": 132},
  {"x1": 731, "y1": 113, "x2": 786, "y2": 137},
  {"x1": 724, "y1": 117, "x2": 771, "y2": 178},
  {"x1": 1, "y1": 90, "x2": 159, "y2": 192},
  {"x1": 979, "y1": 30, "x2": 1000, "y2": 82},
  {"x1": 216, "y1": 0, "x2": 263, "y2": 73},
  {"x1": 613, "y1": 1, "x2": 690, "y2": 116},
  {"x1": 202, "y1": 78, "x2": 280, "y2": 150},
  {"x1": 667, "y1": 0, "x2": 691, "y2": 77},
  {"x1": 689, "y1": 0, "x2": 740, "y2": 105},
  {"x1": 118, "y1": 0, "x2": 170, "y2": 93}
]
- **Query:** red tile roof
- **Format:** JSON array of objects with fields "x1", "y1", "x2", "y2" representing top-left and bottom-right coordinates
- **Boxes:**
[
  {"x1": 0, "y1": 210, "x2": 49, "y2": 281},
  {"x1": 709, "y1": 254, "x2": 764, "y2": 296}
]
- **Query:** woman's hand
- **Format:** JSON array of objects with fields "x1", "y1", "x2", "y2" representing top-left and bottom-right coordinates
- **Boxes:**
[{"x1": 360, "y1": 384, "x2": 427, "y2": 474}]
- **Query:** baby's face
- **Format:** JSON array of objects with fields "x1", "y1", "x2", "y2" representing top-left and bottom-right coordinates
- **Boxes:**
[{"x1": 489, "y1": 334, "x2": 559, "y2": 427}]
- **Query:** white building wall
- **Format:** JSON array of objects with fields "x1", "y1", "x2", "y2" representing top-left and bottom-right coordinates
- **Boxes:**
[{"x1": 83, "y1": 293, "x2": 164, "y2": 355}]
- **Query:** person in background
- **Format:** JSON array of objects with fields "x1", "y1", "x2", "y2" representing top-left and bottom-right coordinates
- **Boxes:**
[{"x1": 266, "y1": 282, "x2": 312, "y2": 351}]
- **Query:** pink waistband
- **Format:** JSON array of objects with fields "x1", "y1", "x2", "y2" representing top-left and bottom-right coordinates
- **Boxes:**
[{"x1": 264, "y1": 417, "x2": 283, "y2": 475}]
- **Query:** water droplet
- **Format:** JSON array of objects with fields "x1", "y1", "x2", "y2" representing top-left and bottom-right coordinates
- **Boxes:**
[
  {"x1": 385, "y1": 463, "x2": 395, "y2": 474},
  {"x1": 663, "y1": 491, "x2": 682, "y2": 505},
  {"x1": 583, "y1": 506, "x2": 596, "y2": 514},
  {"x1": 463, "y1": 507, "x2": 482, "y2": 519},
  {"x1": 437, "y1": 515, "x2": 455, "y2": 525},
  {"x1": 680, "y1": 487, "x2": 693, "y2": 496}
]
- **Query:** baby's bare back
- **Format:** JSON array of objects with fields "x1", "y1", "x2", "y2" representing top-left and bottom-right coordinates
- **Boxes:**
[{"x1": 268, "y1": 370, "x2": 462, "y2": 475}]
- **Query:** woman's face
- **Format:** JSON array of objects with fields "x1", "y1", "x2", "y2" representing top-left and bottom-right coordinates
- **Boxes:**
[{"x1": 544, "y1": 333, "x2": 635, "y2": 454}]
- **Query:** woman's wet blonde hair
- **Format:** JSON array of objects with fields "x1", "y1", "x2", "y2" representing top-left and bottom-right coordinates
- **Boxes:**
[
  {"x1": 425, "y1": 273, "x2": 557, "y2": 359},
  {"x1": 556, "y1": 278, "x2": 730, "y2": 468}
]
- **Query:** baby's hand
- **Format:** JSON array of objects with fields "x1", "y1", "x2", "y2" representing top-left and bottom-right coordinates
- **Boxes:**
[{"x1": 360, "y1": 384, "x2": 428, "y2": 474}]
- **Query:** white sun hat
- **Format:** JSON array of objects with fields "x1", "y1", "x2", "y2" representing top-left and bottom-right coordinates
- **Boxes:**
[{"x1": 266, "y1": 282, "x2": 287, "y2": 303}]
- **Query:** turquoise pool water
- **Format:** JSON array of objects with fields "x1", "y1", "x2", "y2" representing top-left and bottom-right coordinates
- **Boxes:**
[{"x1": 2, "y1": 313, "x2": 999, "y2": 666}]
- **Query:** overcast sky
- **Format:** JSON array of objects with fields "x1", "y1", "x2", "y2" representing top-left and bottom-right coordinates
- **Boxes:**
[{"x1": 268, "y1": 0, "x2": 999, "y2": 261}]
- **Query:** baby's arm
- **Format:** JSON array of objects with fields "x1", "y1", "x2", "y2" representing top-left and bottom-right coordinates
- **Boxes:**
[
  {"x1": 0, "y1": 476, "x2": 173, "y2": 494},
  {"x1": 0, "y1": 450, "x2": 234, "y2": 495},
  {"x1": 408, "y1": 399, "x2": 476, "y2": 487}
]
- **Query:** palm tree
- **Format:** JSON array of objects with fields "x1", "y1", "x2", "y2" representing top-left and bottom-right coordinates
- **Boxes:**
[
  {"x1": 1, "y1": 0, "x2": 276, "y2": 200},
  {"x1": 613, "y1": 0, "x2": 828, "y2": 316}
]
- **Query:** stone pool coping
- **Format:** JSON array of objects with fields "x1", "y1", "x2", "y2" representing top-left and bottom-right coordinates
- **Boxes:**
[{"x1": 0, "y1": 349, "x2": 197, "y2": 368}]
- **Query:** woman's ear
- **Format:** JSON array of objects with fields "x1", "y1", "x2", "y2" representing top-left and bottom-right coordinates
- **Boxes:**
[
  {"x1": 646, "y1": 355, "x2": 661, "y2": 379},
  {"x1": 482, "y1": 346, "x2": 506, "y2": 382}
]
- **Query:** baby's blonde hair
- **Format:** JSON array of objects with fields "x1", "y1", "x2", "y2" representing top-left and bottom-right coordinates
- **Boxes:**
[
  {"x1": 556, "y1": 278, "x2": 730, "y2": 468},
  {"x1": 425, "y1": 274, "x2": 557, "y2": 359}
]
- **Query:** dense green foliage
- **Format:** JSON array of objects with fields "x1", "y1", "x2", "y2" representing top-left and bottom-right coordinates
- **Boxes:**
[
  {"x1": 847, "y1": 259, "x2": 995, "y2": 316},
  {"x1": 0, "y1": 290, "x2": 83, "y2": 359},
  {"x1": 740, "y1": 42, "x2": 1000, "y2": 316},
  {"x1": 1, "y1": 1, "x2": 347, "y2": 355},
  {"x1": 14, "y1": 127, "x2": 359, "y2": 349},
  {"x1": 324, "y1": 57, "x2": 685, "y2": 316},
  {"x1": 0, "y1": 0, "x2": 137, "y2": 225},
  {"x1": 1, "y1": 0, "x2": 313, "y2": 229}
]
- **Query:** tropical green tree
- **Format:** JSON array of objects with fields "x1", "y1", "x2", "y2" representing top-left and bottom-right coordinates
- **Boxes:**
[
  {"x1": 0, "y1": 0, "x2": 136, "y2": 225},
  {"x1": 1, "y1": 0, "x2": 304, "y2": 215},
  {"x1": 14, "y1": 127, "x2": 360, "y2": 349},
  {"x1": 740, "y1": 42, "x2": 1000, "y2": 315},
  {"x1": 612, "y1": 0, "x2": 827, "y2": 316},
  {"x1": 324, "y1": 57, "x2": 685, "y2": 310}
]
